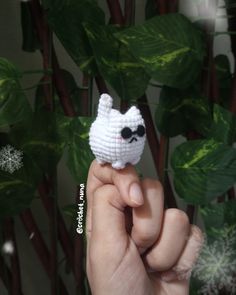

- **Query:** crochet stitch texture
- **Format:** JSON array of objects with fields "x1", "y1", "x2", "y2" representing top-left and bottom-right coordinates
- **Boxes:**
[{"x1": 89, "y1": 94, "x2": 146, "y2": 169}]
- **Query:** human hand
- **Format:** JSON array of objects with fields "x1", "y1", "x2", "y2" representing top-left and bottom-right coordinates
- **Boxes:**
[{"x1": 86, "y1": 160, "x2": 204, "y2": 295}]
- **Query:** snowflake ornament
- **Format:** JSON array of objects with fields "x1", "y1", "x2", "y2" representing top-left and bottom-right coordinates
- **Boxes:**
[
  {"x1": 89, "y1": 94, "x2": 146, "y2": 169},
  {"x1": 192, "y1": 226, "x2": 236, "y2": 295},
  {"x1": 0, "y1": 145, "x2": 23, "y2": 174},
  {"x1": 2, "y1": 240, "x2": 14, "y2": 255}
]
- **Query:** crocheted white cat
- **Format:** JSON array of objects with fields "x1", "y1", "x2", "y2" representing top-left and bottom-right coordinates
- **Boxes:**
[{"x1": 89, "y1": 94, "x2": 146, "y2": 169}]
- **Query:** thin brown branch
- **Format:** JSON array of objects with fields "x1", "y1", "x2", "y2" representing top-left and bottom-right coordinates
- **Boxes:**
[
  {"x1": 29, "y1": 0, "x2": 76, "y2": 117},
  {"x1": 138, "y1": 95, "x2": 178, "y2": 208},
  {"x1": 28, "y1": 0, "x2": 52, "y2": 111},
  {"x1": 124, "y1": 0, "x2": 135, "y2": 26},
  {"x1": 0, "y1": 254, "x2": 24, "y2": 295},
  {"x1": 38, "y1": 182, "x2": 75, "y2": 275},
  {"x1": 80, "y1": 74, "x2": 90, "y2": 116},
  {"x1": 228, "y1": 187, "x2": 236, "y2": 200},
  {"x1": 95, "y1": 76, "x2": 109, "y2": 94},
  {"x1": 106, "y1": 0, "x2": 125, "y2": 25},
  {"x1": 3, "y1": 218, "x2": 22, "y2": 295},
  {"x1": 158, "y1": 135, "x2": 168, "y2": 185},
  {"x1": 167, "y1": 0, "x2": 179, "y2": 13},
  {"x1": 20, "y1": 209, "x2": 69, "y2": 295},
  {"x1": 156, "y1": 0, "x2": 167, "y2": 15},
  {"x1": 51, "y1": 47, "x2": 77, "y2": 117},
  {"x1": 225, "y1": 6, "x2": 236, "y2": 200},
  {"x1": 230, "y1": 65, "x2": 236, "y2": 114}
]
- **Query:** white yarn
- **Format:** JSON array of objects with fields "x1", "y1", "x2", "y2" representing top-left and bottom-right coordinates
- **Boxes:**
[{"x1": 89, "y1": 94, "x2": 146, "y2": 169}]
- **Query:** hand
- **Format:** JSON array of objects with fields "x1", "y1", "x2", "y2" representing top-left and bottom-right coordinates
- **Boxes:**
[{"x1": 86, "y1": 160, "x2": 204, "y2": 295}]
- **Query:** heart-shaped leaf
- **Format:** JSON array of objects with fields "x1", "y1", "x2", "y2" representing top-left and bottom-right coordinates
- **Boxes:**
[
  {"x1": 171, "y1": 139, "x2": 236, "y2": 204},
  {"x1": 155, "y1": 86, "x2": 212, "y2": 137},
  {"x1": 43, "y1": 0, "x2": 105, "y2": 74},
  {"x1": 0, "y1": 58, "x2": 32, "y2": 127},
  {"x1": 84, "y1": 23, "x2": 150, "y2": 101},
  {"x1": 207, "y1": 104, "x2": 236, "y2": 144},
  {"x1": 116, "y1": 13, "x2": 206, "y2": 88}
]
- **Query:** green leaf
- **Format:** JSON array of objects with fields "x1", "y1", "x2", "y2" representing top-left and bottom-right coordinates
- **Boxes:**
[
  {"x1": 155, "y1": 86, "x2": 212, "y2": 137},
  {"x1": 207, "y1": 104, "x2": 236, "y2": 144},
  {"x1": 34, "y1": 69, "x2": 84, "y2": 115},
  {"x1": 10, "y1": 110, "x2": 65, "y2": 174},
  {"x1": 0, "y1": 58, "x2": 32, "y2": 127},
  {"x1": 44, "y1": 0, "x2": 105, "y2": 74},
  {"x1": 116, "y1": 13, "x2": 206, "y2": 88},
  {"x1": 84, "y1": 23, "x2": 150, "y2": 101},
  {"x1": 0, "y1": 147, "x2": 42, "y2": 218},
  {"x1": 67, "y1": 138, "x2": 94, "y2": 183},
  {"x1": 200, "y1": 200, "x2": 236, "y2": 240},
  {"x1": 171, "y1": 139, "x2": 236, "y2": 204},
  {"x1": 56, "y1": 115, "x2": 94, "y2": 183}
]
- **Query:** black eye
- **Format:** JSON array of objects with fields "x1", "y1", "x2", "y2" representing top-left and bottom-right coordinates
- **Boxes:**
[
  {"x1": 121, "y1": 127, "x2": 132, "y2": 139},
  {"x1": 137, "y1": 125, "x2": 145, "y2": 137}
]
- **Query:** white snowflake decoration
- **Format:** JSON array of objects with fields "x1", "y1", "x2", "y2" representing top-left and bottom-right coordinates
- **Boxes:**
[
  {"x1": 0, "y1": 145, "x2": 23, "y2": 174},
  {"x1": 2, "y1": 240, "x2": 14, "y2": 255},
  {"x1": 192, "y1": 226, "x2": 236, "y2": 294}
]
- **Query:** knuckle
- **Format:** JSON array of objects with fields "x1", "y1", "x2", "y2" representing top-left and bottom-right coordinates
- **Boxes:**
[
  {"x1": 147, "y1": 251, "x2": 173, "y2": 271},
  {"x1": 136, "y1": 230, "x2": 156, "y2": 245},
  {"x1": 93, "y1": 185, "x2": 116, "y2": 200},
  {"x1": 166, "y1": 208, "x2": 189, "y2": 226}
]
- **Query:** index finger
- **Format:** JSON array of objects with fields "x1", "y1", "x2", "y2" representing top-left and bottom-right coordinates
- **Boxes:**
[{"x1": 87, "y1": 159, "x2": 144, "y2": 207}]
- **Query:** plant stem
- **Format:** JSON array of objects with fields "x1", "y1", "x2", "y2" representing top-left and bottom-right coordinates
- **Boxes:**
[
  {"x1": 0, "y1": 253, "x2": 24, "y2": 295},
  {"x1": 81, "y1": 75, "x2": 90, "y2": 116},
  {"x1": 155, "y1": 0, "x2": 178, "y2": 208},
  {"x1": 124, "y1": 0, "x2": 135, "y2": 26},
  {"x1": 38, "y1": 181, "x2": 75, "y2": 277},
  {"x1": 156, "y1": 0, "x2": 167, "y2": 15},
  {"x1": 106, "y1": 0, "x2": 125, "y2": 25},
  {"x1": 28, "y1": 0, "x2": 53, "y2": 111},
  {"x1": 158, "y1": 135, "x2": 169, "y2": 186},
  {"x1": 20, "y1": 209, "x2": 69, "y2": 295},
  {"x1": 168, "y1": 0, "x2": 179, "y2": 13},
  {"x1": 51, "y1": 47, "x2": 77, "y2": 117},
  {"x1": 29, "y1": 0, "x2": 80, "y2": 289},
  {"x1": 138, "y1": 95, "x2": 178, "y2": 208},
  {"x1": 95, "y1": 76, "x2": 109, "y2": 94},
  {"x1": 225, "y1": 4, "x2": 236, "y2": 200},
  {"x1": 29, "y1": 0, "x2": 76, "y2": 117},
  {"x1": 3, "y1": 218, "x2": 22, "y2": 295}
]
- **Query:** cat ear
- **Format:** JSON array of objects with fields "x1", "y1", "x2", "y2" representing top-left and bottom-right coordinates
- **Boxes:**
[
  {"x1": 97, "y1": 93, "x2": 113, "y2": 119},
  {"x1": 126, "y1": 106, "x2": 141, "y2": 117}
]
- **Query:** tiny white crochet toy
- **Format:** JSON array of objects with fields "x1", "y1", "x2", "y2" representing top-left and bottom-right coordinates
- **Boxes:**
[{"x1": 89, "y1": 94, "x2": 146, "y2": 169}]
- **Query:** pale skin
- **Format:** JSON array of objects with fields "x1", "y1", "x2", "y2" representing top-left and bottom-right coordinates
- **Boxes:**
[{"x1": 86, "y1": 160, "x2": 204, "y2": 295}]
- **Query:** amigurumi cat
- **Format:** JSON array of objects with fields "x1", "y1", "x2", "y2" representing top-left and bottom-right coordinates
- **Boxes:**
[{"x1": 89, "y1": 93, "x2": 146, "y2": 169}]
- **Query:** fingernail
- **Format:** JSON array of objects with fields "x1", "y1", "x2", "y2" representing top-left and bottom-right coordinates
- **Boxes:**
[
  {"x1": 160, "y1": 271, "x2": 177, "y2": 282},
  {"x1": 129, "y1": 183, "x2": 143, "y2": 205}
]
